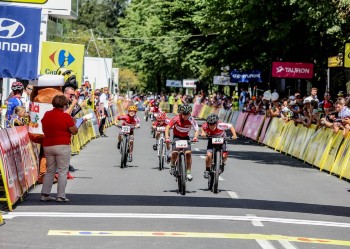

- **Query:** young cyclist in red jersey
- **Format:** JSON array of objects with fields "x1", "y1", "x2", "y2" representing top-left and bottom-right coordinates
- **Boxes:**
[
  {"x1": 200, "y1": 113, "x2": 237, "y2": 179},
  {"x1": 165, "y1": 104, "x2": 199, "y2": 181},
  {"x1": 152, "y1": 111, "x2": 172, "y2": 161},
  {"x1": 115, "y1": 105, "x2": 140, "y2": 162}
]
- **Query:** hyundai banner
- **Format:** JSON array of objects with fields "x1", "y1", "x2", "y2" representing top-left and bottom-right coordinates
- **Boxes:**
[
  {"x1": 229, "y1": 70, "x2": 262, "y2": 83},
  {"x1": 0, "y1": 5, "x2": 41, "y2": 79},
  {"x1": 272, "y1": 62, "x2": 314, "y2": 79},
  {"x1": 166, "y1": 80, "x2": 182, "y2": 88}
]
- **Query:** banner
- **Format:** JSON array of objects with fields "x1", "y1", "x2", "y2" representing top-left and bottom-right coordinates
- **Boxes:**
[
  {"x1": 272, "y1": 62, "x2": 314, "y2": 79},
  {"x1": 166, "y1": 80, "x2": 182, "y2": 88},
  {"x1": 344, "y1": 43, "x2": 350, "y2": 68},
  {"x1": 229, "y1": 70, "x2": 262, "y2": 83},
  {"x1": 0, "y1": 5, "x2": 41, "y2": 79},
  {"x1": 40, "y1": 41, "x2": 85, "y2": 85},
  {"x1": 213, "y1": 76, "x2": 234, "y2": 86},
  {"x1": 183, "y1": 79, "x2": 197, "y2": 88}
]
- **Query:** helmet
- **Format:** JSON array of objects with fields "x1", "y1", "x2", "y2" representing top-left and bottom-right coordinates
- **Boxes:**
[
  {"x1": 11, "y1": 82, "x2": 24, "y2": 91},
  {"x1": 178, "y1": 104, "x2": 192, "y2": 115},
  {"x1": 157, "y1": 111, "x2": 167, "y2": 121},
  {"x1": 58, "y1": 68, "x2": 78, "y2": 90},
  {"x1": 206, "y1": 113, "x2": 219, "y2": 124},
  {"x1": 154, "y1": 101, "x2": 160, "y2": 107},
  {"x1": 128, "y1": 105, "x2": 138, "y2": 112}
]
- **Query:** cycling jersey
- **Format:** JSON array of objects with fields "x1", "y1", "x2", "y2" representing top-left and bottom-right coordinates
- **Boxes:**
[
  {"x1": 153, "y1": 118, "x2": 170, "y2": 127},
  {"x1": 201, "y1": 122, "x2": 232, "y2": 137},
  {"x1": 6, "y1": 96, "x2": 22, "y2": 120},
  {"x1": 168, "y1": 115, "x2": 198, "y2": 138},
  {"x1": 150, "y1": 106, "x2": 161, "y2": 113},
  {"x1": 116, "y1": 115, "x2": 141, "y2": 127}
]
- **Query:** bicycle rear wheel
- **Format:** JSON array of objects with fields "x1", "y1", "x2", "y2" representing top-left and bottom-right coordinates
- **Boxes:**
[{"x1": 213, "y1": 148, "x2": 220, "y2": 193}]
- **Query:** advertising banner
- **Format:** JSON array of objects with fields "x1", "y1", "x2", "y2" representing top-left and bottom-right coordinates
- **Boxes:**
[
  {"x1": 213, "y1": 76, "x2": 234, "y2": 86},
  {"x1": 0, "y1": 129, "x2": 21, "y2": 203},
  {"x1": 166, "y1": 80, "x2": 182, "y2": 88},
  {"x1": 0, "y1": 4, "x2": 41, "y2": 79},
  {"x1": 183, "y1": 79, "x2": 197, "y2": 88},
  {"x1": 41, "y1": 41, "x2": 85, "y2": 85},
  {"x1": 272, "y1": 62, "x2": 314, "y2": 79},
  {"x1": 229, "y1": 70, "x2": 262, "y2": 83},
  {"x1": 345, "y1": 43, "x2": 350, "y2": 68}
]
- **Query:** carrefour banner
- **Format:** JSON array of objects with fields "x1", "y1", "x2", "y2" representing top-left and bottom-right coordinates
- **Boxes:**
[
  {"x1": 0, "y1": 4, "x2": 41, "y2": 79},
  {"x1": 230, "y1": 70, "x2": 262, "y2": 83},
  {"x1": 40, "y1": 41, "x2": 85, "y2": 85}
]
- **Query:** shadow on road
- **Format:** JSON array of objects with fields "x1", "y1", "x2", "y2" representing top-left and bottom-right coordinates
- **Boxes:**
[{"x1": 20, "y1": 193, "x2": 350, "y2": 217}]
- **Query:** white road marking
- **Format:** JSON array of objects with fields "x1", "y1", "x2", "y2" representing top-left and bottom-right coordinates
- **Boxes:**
[
  {"x1": 3, "y1": 212, "x2": 350, "y2": 228},
  {"x1": 194, "y1": 148, "x2": 200, "y2": 151},
  {"x1": 256, "y1": 239, "x2": 276, "y2": 249},
  {"x1": 227, "y1": 191, "x2": 240, "y2": 199},
  {"x1": 219, "y1": 176, "x2": 224, "y2": 181},
  {"x1": 278, "y1": 240, "x2": 298, "y2": 249},
  {"x1": 200, "y1": 156, "x2": 206, "y2": 159},
  {"x1": 247, "y1": 214, "x2": 264, "y2": 227}
]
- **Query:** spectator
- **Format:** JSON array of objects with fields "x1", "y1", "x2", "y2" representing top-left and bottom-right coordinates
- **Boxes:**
[
  {"x1": 319, "y1": 92, "x2": 333, "y2": 115},
  {"x1": 40, "y1": 95, "x2": 78, "y2": 202},
  {"x1": 309, "y1": 87, "x2": 319, "y2": 103},
  {"x1": 6, "y1": 82, "x2": 24, "y2": 127},
  {"x1": 98, "y1": 87, "x2": 110, "y2": 137},
  {"x1": 21, "y1": 84, "x2": 33, "y2": 112},
  {"x1": 239, "y1": 88, "x2": 248, "y2": 111},
  {"x1": 11, "y1": 106, "x2": 29, "y2": 126}
]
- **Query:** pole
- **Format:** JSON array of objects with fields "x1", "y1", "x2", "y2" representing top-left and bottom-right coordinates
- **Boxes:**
[{"x1": 327, "y1": 68, "x2": 330, "y2": 92}]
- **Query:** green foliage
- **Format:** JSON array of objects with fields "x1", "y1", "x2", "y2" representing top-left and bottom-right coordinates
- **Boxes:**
[{"x1": 57, "y1": 0, "x2": 350, "y2": 94}]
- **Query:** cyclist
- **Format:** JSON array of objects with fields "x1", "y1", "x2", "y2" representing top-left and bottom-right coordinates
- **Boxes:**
[
  {"x1": 165, "y1": 104, "x2": 199, "y2": 181},
  {"x1": 200, "y1": 113, "x2": 237, "y2": 179},
  {"x1": 115, "y1": 105, "x2": 140, "y2": 162},
  {"x1": 6, "y1": 82, "x2": 24, "y2": 127},
  {"x1": 152, "y1": 111, "x2": 171, "y2": 160}
]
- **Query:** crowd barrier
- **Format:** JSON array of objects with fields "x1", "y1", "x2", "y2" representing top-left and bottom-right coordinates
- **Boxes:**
[{"x1": 190, "y1": 104, "x2": 350, "y2": 183}]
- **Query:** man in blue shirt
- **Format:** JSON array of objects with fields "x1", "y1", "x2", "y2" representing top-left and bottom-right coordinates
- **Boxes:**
[{"x1": 6, "y1": 82, "x2": 24, "y2": 127}]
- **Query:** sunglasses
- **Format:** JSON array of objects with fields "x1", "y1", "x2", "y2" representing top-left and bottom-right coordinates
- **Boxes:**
[{"x1": 27, "y1": 87, "x2": 33, "y2": 90}]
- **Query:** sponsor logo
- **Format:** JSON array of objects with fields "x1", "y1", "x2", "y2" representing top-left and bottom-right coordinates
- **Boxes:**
[
  {"x1": 0, "y1": 18, "x2": 25, "y2": 39},
  {"x1": 49, "y1": 50, "x2": 75, "y2": 67}
]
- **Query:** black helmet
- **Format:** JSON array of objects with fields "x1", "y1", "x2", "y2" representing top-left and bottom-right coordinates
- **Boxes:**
[
  {"x1": 206, "y1": 113, "x2": 219, "y2": 124},
  {"x1": 178, "y1": 104, "x2": 192, "y2": 115}
]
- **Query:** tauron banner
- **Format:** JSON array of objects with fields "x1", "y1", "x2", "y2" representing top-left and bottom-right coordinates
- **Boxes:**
[
  {"x1": 272, "y1": 62, "x2": 314, "y2": 79},
  {"x1": 229, "y1": 70, "x2": 262, "y2": 83},
  {"x1": 0, "y1": 4, "x2": 41, "y2": 79}
]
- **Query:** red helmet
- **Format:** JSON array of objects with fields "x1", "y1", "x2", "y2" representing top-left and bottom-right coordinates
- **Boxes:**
[
  {"x1": 157, "y1": 111, "x2": 167, "y2": 121},
  {"x1": 11, "y1": 82, "x2": 24, "y2": 91}
]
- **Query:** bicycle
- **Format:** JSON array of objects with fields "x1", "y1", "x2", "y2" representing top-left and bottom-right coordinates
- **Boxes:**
[
  {"x1": 170, "y1": 139, "x2": 195, "y2": 195},
  {"x1": 117, "y1": 125, "x2": 136, "y2": 168},
  {"x1": 156, "y1": 126, "x2": 167, "y2": 170},
  {"x1": 207, "y1": 136, "x2": 229, "y2": 194}
]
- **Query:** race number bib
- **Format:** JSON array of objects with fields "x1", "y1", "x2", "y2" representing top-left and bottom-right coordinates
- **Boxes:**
[
  {"x1": 121, "y1": 126, "x2": 131, "y2": 134},
  {"x1": 212, "y1": 137, "x2": 224, "y2": 144},
  {"x1": 157, "y1": 126, "x2": 166, "y2": 132},
  {"x1": 175, "y1": 140, "x2": 188, "y2": 149}
]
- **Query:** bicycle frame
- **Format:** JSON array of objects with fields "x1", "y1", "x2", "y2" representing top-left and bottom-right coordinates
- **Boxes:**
[{"x1": 207, "y1": 137, "x2": 226, "y2": 193}]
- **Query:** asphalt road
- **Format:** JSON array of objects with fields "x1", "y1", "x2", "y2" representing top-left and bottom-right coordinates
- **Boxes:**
[{"x1": 1, "y1": 114, "x2": 350, "y2": 249}]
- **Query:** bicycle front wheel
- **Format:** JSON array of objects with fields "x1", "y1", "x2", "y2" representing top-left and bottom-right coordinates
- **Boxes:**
[
  {"x1": 158, "y1": 140, "x2": 164, "y2": 170},
  {"x1": 120, "y1": 137, "x2": 127, "y2": 168},
  {"x1": 213, "y1": 148, "x2": 220, "y2": 193},
  {"x1": 177, "y1": 153, "x2": 186, "y2": 195}
]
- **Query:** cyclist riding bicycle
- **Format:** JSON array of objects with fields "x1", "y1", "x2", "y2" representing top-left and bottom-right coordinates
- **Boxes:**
[
  {"x1": 165, "y1": 104, "x2": 199, "y2": 181},
  {"x1": 152, "y1": 111, "x2": 171, "y2": 157},
  {"x1": 200, "y1": 113, "x2": 237, "y2": 179},
  {"x1": 115, "y1": 105, "x2": 140, "y2": 162}
]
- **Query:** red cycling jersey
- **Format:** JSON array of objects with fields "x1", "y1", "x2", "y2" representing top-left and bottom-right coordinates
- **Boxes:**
[
  {"x1": 201, "y1": 122, "x2": 232, "y2": 137},
  {"x1": 116, "y1": 114, "x2": 141, "y2": 126},
  {"x1": 153, "y1": 118, "x2": 170, "y2": 127},
  {"x1": 150, "y1": 106, "x2": 161, "y2": 113},
  {"x1": 168, "y1": 115, "x2": 199, "y2": 138}
]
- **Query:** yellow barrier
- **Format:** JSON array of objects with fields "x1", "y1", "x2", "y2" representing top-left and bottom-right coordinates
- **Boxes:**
[
  {"x1": 331, "y1": 133, "x2": 350, "y2": 177},
  {"x1": 319, "y1": 131, "x2": 344, "y2": 172}
]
